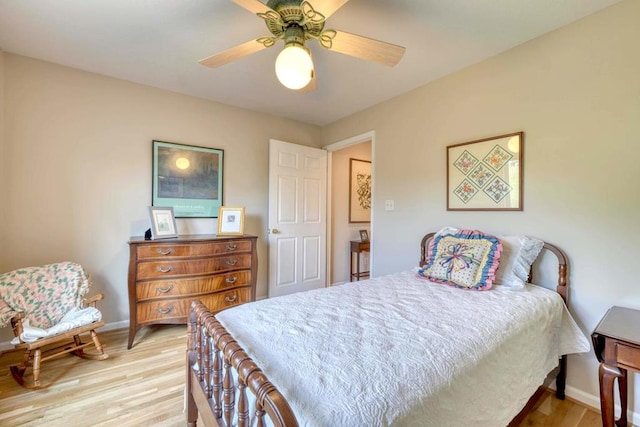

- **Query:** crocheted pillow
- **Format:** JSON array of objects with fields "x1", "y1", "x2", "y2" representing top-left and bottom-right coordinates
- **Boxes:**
[{"x1": 418, "y1": 228, "x2": 502, "y2": 290}]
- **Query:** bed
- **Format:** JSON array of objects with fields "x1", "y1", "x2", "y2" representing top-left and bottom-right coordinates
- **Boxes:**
[{"x1": 185, "y1": 231, "x2": 590, "y2": 427}]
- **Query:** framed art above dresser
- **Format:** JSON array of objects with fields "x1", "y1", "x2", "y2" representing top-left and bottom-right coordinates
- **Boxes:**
[{"x1": 127, "y1": 234, "x2": 257, "y2": 348}]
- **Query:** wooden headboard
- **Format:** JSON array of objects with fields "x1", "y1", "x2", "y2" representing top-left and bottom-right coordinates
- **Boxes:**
[{"x1": 419, "y1": 232, "x2": 568, "y2": 302}]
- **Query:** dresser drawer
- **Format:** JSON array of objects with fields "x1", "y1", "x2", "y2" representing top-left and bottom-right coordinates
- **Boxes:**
[
  {"x1": 136, "y1": 254, "x2": 252, "y2": 280},
  {"x1": 136, "y1": 287, "x2": 251, "y2": 323},
  {"x1": 136, "y1": 240, "x2": 252, "y2": 260},
  {"x1": 136, "y1": 271, "x2": 252, "y2": 301}
]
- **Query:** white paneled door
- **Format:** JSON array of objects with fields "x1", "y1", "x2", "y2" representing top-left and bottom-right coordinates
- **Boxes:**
[{"x1": 268, "y1": 140, "x2": 327, "y2": 298}]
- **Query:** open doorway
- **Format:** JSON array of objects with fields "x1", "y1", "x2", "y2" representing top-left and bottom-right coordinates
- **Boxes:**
[{"x1": 325, "y1": 131, "x2": 374, "y2": 285}]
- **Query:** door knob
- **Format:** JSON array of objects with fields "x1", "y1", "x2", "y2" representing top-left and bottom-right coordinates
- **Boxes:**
[{"x1": 270, "y1": 228, "x2": 280, "y2": 234}]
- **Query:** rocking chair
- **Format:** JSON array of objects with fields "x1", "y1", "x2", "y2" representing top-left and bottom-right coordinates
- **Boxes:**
[{"x1": 0, "y1": 261, "x2": 108, "y2": 388}]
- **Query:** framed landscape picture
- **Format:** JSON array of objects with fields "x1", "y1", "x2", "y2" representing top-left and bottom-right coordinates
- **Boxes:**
[
  {"x1": 152, "y1": 140, "x2": 224, "y2": 217},
  {"x1": 447, "y1": 132, "x2": 523, "y2": 211}
]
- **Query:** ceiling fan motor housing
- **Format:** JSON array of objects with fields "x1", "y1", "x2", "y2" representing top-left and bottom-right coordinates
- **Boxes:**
[{"x1": 264, "y1": 0, "x2": 325, "y2": 41}]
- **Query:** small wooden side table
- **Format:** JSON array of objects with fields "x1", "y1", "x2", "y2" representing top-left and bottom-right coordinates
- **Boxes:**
[
  {"x1": 350, "y1": 240, "x2": 370, "y2": 281},
  {"x1": 592, "y1": 306, "x2": 640, "y2": 427}
]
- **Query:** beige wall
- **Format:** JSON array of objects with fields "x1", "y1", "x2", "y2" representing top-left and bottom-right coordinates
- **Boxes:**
[
  {"x1": 0, "y1": 51, "x2": 5, "y2": 269},
  {"x1": 330, "y1": 141, "x2": 371, "y2": 284},
  {"x1": 0, "y1": 54, "x2": 322, "y2": 342},
  {"x1": 323, "y1": 0, "x2": 640, "y2": 414}
]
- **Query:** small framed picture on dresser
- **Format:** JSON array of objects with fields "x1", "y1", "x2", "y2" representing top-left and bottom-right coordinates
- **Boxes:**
[
  {"x1": 359, "y1": 230, "x2": 369, "y2": 242},
  {"x1": 217, "y1": 206, "x2": 245, "y2": 236},
  {"x1": 148, "y1": 206, "x2": 178, "y2": 239}
]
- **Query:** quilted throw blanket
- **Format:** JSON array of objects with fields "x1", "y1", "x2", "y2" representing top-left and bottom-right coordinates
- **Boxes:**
[{"x1": 216, "y1": 270, "x2": 590, "y2": 427}]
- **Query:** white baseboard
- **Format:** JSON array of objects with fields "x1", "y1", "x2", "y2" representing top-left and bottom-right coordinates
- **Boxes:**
[
  {"x1": 101, "y1": 319, "x2": 129, "y2": 332},
  {"x1": 566, "y1": 385, "x2": 640, "y2": 426}
]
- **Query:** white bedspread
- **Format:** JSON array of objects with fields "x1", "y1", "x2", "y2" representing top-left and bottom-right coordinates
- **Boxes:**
[{"x1": 216, "y1": 271, "x2": 590, "y2": 427}]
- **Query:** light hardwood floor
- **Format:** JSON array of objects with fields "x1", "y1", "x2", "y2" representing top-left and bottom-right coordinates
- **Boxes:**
[{"x1": 0, "y1": 325, "x2": 601, "y2": 427}]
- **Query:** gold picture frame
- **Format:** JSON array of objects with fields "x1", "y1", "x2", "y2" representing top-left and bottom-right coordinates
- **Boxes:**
[
  {"x1": 447, "y1": 132, "x2": 523, "y2": 211},
  {"x1": 217, "y1": 206, "x2": 245, "y2": 235}
]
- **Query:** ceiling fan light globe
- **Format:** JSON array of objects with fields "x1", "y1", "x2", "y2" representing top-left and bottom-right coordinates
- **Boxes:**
[{"x1": 275, "y1": 45, "x2": 314, "y2": 90}]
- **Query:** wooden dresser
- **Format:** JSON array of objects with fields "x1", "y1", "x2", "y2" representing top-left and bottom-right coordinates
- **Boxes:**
[{"x1": 127, "y1": 234, "x2": 257, "y2": 348}]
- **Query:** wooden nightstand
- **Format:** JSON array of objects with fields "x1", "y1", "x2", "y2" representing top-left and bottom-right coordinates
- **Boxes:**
[
  {"x1": 592, "y1": 306, "x2": 640, "y2": 427},
  {"x1": 350, "y1": 240, "x2": 370, "y2": 281}
]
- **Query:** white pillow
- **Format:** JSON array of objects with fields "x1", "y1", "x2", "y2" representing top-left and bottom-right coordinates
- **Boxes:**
[{"x1": 494, "y1": 235, "x2": 544, "y2": 289}]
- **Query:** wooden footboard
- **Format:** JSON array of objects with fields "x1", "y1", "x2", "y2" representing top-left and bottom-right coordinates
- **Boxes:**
[{"x1": 186, "y1": 300, "x2": 298, "y2": 427}]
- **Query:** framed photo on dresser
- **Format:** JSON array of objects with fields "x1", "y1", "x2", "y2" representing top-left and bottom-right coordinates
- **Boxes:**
[
  {"x1": 148, "y1": 206, "x2": 178, "y2": 239},
  {"x1": 217, "y1": 206, "x2": 245, "y2": 236}
]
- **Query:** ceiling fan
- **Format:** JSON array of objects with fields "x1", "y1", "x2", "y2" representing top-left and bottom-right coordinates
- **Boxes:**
[{"x1": 199, "y1": 0, "x2": 406, "y2": 91}]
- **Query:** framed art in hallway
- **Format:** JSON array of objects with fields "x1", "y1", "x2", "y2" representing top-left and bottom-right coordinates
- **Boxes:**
[
  {"x1": 447, "y1": 132, "x2": 523, "y2": 211},
  {"x1": 152, "y1": 140, "x2": 224, "y2": 217},
  {"x1": 349, "y1": 158, "x2": 372, "y2": 223}
]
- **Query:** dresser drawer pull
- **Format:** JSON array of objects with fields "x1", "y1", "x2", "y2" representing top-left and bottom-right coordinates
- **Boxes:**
[
  {"x1": 156, "y1": 284, "x2": 174, "y2": 294},
  {"x1": 157, "y1": 265, "x2": 173, "y2": 273},
  {"x1": 225, "y1": 259, "x2": 238, "y2": 266},
  {"x1": 156, "y1": 248, "x2": 173, "y2": 255},
  {"x1": 225, "y1": 276, "x2": 238, "y2": 285},
  {"x1": 156, "y1": 305, "x2": 174, "y2": 314},
  {"x1": 226, "y1": 244, "x2": 238, "y2": 251},
  {"x1": 225, "y1": 293, "x2": 238, "y2": 303}
]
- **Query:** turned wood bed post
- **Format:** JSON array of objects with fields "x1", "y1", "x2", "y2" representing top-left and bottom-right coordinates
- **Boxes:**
[
  {"x1": 212, "y1": 334, "x2": 223, "y2": 419},
  {"x1": 186, "y1": 308, "x2": 198, "y2": 427},
  {"x1": 203, "y1": 322, "x2": 212, "y2": 398},
  {"x1": 542, "y1": 242, "x2": 569, "y2": 400}
]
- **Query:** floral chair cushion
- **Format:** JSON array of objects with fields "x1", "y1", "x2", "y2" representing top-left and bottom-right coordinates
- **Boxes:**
[{"x1": 0, "y1": 262, "x2": 90, "y2": 329}]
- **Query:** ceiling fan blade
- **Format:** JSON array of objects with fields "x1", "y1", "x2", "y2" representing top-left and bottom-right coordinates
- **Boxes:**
[
  {"x1": 298, "y1": 70, "x2": 318, "y2": 93},
  {"x1": 326, "y1": 30, "x2": 405, "y2": 67},
  {"x1": 231, "y1": 0, "x2": 277, "y2": 15},
  {"x1": 199, "y1": 39, "x2": 268, "y2": 68},
  {"x1": 315, "y1": 0, "x2": 350, "y2": 19}
]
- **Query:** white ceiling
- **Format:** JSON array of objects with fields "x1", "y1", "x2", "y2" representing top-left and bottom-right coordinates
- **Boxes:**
[{"x1": 0, "y1": 0, "x2": 622, "y2": 126}]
